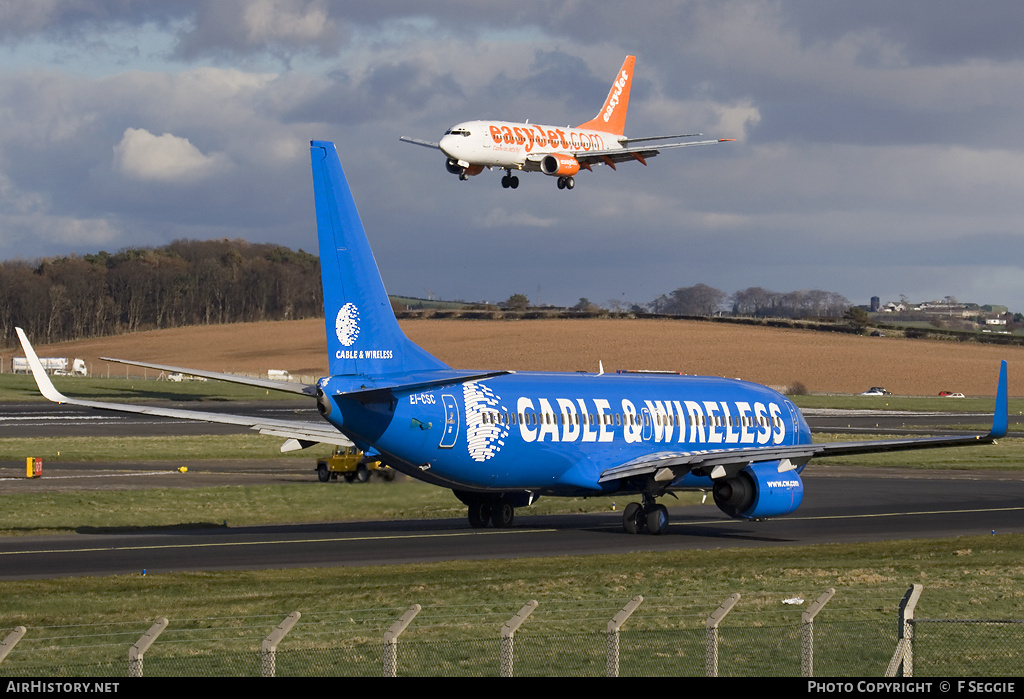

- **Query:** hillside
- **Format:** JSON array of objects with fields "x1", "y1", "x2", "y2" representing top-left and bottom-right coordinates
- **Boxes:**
[{"x1": 4, "y1": 318, "x2": 1022, "y2": 396}]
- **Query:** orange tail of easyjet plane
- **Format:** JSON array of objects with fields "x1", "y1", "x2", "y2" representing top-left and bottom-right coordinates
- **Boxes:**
[{"x1": 576, "y1": 55, "x2": 635, "y2": 135}]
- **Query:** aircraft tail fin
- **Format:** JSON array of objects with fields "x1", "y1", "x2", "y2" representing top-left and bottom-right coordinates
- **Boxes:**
[
  {"x1": 576, "y1": 55, "x2": 635, "y2": 136},
  {"x1": 311, "y1": 140, "x2": 450, "y2": 378}
]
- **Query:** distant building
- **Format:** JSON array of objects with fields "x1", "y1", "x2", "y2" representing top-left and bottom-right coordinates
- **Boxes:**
[{"x1": 870, "y1": 296, "x2": 880, "y2": 312}]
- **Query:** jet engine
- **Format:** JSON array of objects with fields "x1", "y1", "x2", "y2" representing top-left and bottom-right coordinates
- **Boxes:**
[
  {"x1": 712, "y1": 461, "x2": 804, "y2": 520},
  {"x1": 446, "y1": 159, "x2": 484, "y2": 177},
  {"x1": 315, "y1": 386, "x2": 332, "y2": 418},
  {"x1": 540, "y1": 153, "x2": 581, "y2": 177}
]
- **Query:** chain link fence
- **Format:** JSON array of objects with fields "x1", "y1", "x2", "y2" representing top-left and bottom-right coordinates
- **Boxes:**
[{"x1": 2, "y1": 588, "x2": 1021, "y2": 677}]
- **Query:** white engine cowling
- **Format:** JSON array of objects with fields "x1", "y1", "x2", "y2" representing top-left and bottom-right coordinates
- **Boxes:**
[{"x1": 540, "y1": 154, "x2": 580, "y2": 177}]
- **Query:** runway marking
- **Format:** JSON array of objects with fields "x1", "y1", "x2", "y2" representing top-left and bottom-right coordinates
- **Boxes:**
[
  {"x1": 673, "y1": 505, "x2": 1024, "y2": 527},
  {"x1": 0, "y1": 528, "x2": 558, "y2": 557}
]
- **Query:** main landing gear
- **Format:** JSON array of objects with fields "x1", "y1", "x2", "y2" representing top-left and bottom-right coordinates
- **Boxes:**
[
  {"x1": 556, "y1": 176, "x2": 575, "y2": 190},
  {"x1": 622, "y1": 495, "x2": 669, "y2": 535},
  {"x1": 501, "y1": 169, "x2": 520, "y2": 189},
  {"x1": 455, "y1": 491, "x2": 532, "y2": 529},
  {"x1": 466, "y1": 498, "x2": 515, "y2": 528}
]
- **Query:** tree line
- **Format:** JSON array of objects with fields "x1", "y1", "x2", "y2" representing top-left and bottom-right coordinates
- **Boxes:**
[
  {"x1": 621, "y1": 284, "x2": 851, "y2": 319},
  {"x1": 3, "y1": 235, "x2": 855, "y2": 351},
  {"x1": 0, "y1": 239, "x2": 323, "y2": 347}
]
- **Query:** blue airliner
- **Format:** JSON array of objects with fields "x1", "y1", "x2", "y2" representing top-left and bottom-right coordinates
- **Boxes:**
[{"x1": 16, "y1": 141, "x2": 1009, "y2": 535}]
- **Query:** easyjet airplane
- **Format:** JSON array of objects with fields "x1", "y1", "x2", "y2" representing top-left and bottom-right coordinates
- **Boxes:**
[
  {"x1": 17, "y1": 141, "x2": 1009, "y2": 535},
  {"x1": 400, "y1": 56, "x2": 734, "y2": 190}
]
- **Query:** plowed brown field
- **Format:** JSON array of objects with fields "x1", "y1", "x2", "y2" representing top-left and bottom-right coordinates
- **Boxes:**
[{"x1": 7, "y1": 318, "x2": 1022, "y2": 396}]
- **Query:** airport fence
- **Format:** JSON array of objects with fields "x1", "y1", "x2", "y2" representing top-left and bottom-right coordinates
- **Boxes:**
[{"x1": 2, "y1": 586, "x2": 1021, "y2": 677}]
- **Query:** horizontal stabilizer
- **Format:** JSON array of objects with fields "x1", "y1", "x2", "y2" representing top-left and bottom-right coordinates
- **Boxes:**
[
  {"x1": 100, "y1": 357, "x2": 315, "y2": 395},
  {"x1": 16, "y1": 328, "x2": 350, "y2": 449}
]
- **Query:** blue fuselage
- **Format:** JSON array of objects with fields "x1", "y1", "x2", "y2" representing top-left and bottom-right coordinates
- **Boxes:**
[{"x1": 320, "y1": 371, "x2": 812, "y2": 496}]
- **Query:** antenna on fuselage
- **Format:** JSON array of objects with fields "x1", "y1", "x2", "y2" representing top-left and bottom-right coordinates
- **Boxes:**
[{"x1": 598, "y1": 361, "x2": 605, "y2": 375}]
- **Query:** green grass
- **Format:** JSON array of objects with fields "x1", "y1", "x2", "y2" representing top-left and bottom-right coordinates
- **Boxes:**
[
  {"x1": 2, "y1": 376, "x2": 1022, "y2": 675},
  {"x1": 812, "y1": 435, "x2": 1024, "y2": 470},
  {"x1": 0, "y1": 480, "x2": 704, "y2": 537},
  {"x1": 791, "y1": 393, "x2": 1024, "y2": 414},
  {"x1": 1, "y1": 536, "x2": 1023, "y2": 676}
]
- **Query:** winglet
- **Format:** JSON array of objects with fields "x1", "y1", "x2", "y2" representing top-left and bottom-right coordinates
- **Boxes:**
[
  {"x1": 15, "y1": 328, "x2": 69, "y2": 404},
  {"x1": 989, "y1": 360, "x2": 1008, "y2": 439}
]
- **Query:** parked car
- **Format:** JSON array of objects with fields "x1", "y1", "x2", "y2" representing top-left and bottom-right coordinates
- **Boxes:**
[
  {"x1": 860, "y1": 387, "x2": 891, "y2": 396},
  {"x1": 939, "y1": 391, "x2": 965, "y2": 398}
]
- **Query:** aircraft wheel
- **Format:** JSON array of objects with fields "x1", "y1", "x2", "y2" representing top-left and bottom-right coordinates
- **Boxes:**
[
  {"x1": 565, "y1": 176, "x2": 575, "y2": 190},
  {"x1": 510, "y1": 176, "x2": 519, "y2": 189},
  {"x1": 645, "y1": 504, "x2": 669, "y2": 535},
  {"x1": 622, "y1": 502, "x2": 644, "y2": 534},
  {"x1": 501, "y1": 175, "x2": 510, "y2": 188},
  {"x1": 468, "y1": 502, "x2": 491, "y2": 528},
  {"x1": 490, "y1": 501, "x2": 515, "y2": 528},
  {"x1": 459, "y1": 173, "x2": 469, "y2": 181},
  {"x1": 316, "y1": 463, "x2": 330, "y2": 483},
  {"x1": 556, "y1": 177, "x2": 566, "y2": 190}
]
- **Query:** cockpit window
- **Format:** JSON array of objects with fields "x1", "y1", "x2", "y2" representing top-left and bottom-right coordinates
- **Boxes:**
[{"x1": 444, "y1": 128, "x2": 471, "y2": 137}]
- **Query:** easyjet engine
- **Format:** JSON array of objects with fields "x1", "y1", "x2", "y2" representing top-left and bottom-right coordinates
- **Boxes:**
[
  {"x1": 540, "y1": 153, "x2": 581, "y2": 177},
  {"x1": 711, "y1": 461, "x2": 804, "y2": 520},
  {"x1": 445, "y1": 159, "x2": 483, "y2": 177}
]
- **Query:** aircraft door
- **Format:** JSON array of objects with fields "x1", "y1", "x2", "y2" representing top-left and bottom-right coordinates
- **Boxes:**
[
  {"x1": 641, "y1": 407, "x2": 653, "y2": 441},
  {"x1": 439, "y1": 394, "x2": 459, "y2": 449}
]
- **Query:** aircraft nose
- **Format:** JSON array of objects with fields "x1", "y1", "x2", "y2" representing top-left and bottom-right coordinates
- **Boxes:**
[{"x1": 439, "y1": 134, "x2": 459, "y2": 158}]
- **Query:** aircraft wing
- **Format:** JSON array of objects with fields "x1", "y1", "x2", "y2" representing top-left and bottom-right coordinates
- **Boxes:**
[
  {"x1": 575, "y1": 138, "x2": 733, "y2": 168},
  {"x1": 399, "y1": 137, "x2": 441, "y2": 150},
  {"x1": 600, "y1": 361, "x2": 1008, "y2": 485},
  {"x1": 15, "y1": 328, "x2": 351, "y2": 451}
]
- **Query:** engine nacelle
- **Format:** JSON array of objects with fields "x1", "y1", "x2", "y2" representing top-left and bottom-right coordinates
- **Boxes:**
[
  {"x1": 540, "y1": 153, "x2": 580, "y2": 177},
  {"x1": 712, "y1": 461, "x2": 804, "y2": 520},
  {"x1": 315, "y1": 386, "x2": 333, "y2": 418},
  {"x1": 446, "y1": 159, "x2": 484, "y2": 177}
]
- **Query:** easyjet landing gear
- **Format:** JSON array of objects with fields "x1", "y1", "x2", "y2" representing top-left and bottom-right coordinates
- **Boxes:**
[
  {"x1": 501, "y1": 170, "x2": 520, "y2": 189},
  {"x1": 622, "y1": 498, "x2": 669, "y2": 535},
  {"x1": 556, "y1": 176, "x2": 575, "y2": 190}
]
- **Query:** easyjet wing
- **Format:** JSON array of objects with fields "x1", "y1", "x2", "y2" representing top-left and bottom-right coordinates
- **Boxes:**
[
  {"x1": 398, "y1": 136, "x2": 440, "y2": 150},
  {"x1": 570, "y1": 138, "x2": 732, "y2": 170}
]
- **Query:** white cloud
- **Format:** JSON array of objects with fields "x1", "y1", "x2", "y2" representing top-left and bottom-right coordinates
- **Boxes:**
[
  {"x1": 242, "y1": 0, "x2": 332, "y2": 44},
  {"x1": 476, "y1": 207, "x2": 556, "y2": 229},
  {"x1": 113, "y1": 128, "x2": 230, "y2": 183}
]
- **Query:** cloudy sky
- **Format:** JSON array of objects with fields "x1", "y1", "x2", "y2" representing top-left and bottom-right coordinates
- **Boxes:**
[{"x1": 2, "y1": 1, "x2": 1024, "y2": 312}]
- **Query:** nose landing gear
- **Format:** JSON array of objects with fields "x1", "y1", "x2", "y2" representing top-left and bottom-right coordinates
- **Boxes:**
[{"x1": 501, "y1": 170, "x2": 520, "y2": 189}]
